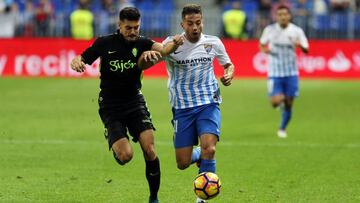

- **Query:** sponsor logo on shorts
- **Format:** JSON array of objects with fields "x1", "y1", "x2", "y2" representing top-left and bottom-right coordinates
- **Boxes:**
[{"x1": 142, "y1": 119, "x2": 152, "y2": 124}]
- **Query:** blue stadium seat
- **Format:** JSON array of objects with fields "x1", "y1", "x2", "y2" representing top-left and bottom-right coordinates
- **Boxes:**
[
  {"x1": 355, "y1": 14, "x2": 360, "y2": 31},
  {"x1": 242, "y1": 1, "x2": 258, "y2": 14},
  {"x1": 313, "y1": 15, "x2": 331, "y2": 31},
  {"x1": 137, "y1": 0, "x2": 153, "y2": 12},
  {"x1": 136, "y1": 0, "x2": 173, "y2": 37},
  {"x1": 14, "y1": 0, "x2": 25, "y2": 11},
  {"x1": 137, "y1": 0, "x2": 153, "y2": 32},
  {"x1": 157, "y1": 0, "x2": 173, "y2": 11},
  {"x1": 89, "y1": 0, "x2": 102, "y2": 13},
  {"x1": 332, "y1": 13, "x2": 348, "y2": 31}
]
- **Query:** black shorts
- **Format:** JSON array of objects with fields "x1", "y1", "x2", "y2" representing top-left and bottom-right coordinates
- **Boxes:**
[{"x1": 98, "y1": 94, "x2": 155, "y2": 149}]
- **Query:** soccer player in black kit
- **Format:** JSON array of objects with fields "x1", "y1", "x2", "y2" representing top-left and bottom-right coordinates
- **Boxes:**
[{"x1": 70, "y1": 7, "x2": 183, "y2": 203}]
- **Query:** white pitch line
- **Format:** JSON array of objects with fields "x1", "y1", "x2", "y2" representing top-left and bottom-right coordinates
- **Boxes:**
[{"x1": 0, "y1": 140, "x2": 359, "y2": 148}]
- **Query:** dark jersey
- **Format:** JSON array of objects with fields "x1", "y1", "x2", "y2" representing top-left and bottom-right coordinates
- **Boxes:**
[{"x1": 81, "y1": 31, "x2": 154, "y2": 104}]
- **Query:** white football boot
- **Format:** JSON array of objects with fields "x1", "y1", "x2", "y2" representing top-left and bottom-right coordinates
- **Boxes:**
[
  {"x1": 277, "y1": 129, "x2": 287, "y2": 138},
  {"x1": 196, "y1": 197, "x2": 207, "y2": 203}
]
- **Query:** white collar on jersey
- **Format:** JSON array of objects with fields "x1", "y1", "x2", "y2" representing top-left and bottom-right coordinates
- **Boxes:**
[
  {"x1": 182, "y1": 32, "x2": 204, "y2": 44},
  {"x1": 276, "y1": 23, "x2": 292, "y2": 30}
]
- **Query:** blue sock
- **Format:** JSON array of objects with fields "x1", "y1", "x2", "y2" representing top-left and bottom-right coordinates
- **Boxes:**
[
  {"x1": 280, "y1": 109, "x2": 292, "y2": 130},
  {"x1": 191, "y1": 147, "x2": 201, "y2": 164},
  {"x1": 199, "y1": 159, "x2": 216, "y2": 173}
]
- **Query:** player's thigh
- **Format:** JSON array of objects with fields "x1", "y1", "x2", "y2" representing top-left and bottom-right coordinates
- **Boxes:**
[
  {"x1": 196, "y1": 104, "x2": 221, "y2": 140},
  {"x1": 126, "y1": 109, "x2": 156, "y2": 159},
  {"x1": 126, "y1": 108, "x2": 155, "y2": 143},
  {"x1": 172, "y1": 109, "x2": 198, "y2": 148},
  {"x1": 175, "y1": 146, "x2": 194, "y2": 166},
  {"x1": 138, "y1": 129, "x2": 157, "y2": 161},
  {"x1": 268, "y1": 77, "x2": 284, "y2": 97},
  {"x1": 99, "y1": 108, "x2": 134, "y2": 162},
  {"x1": 284, "y1": 76, "x2": 299, "y2": 97},
  {"x1": 101, "y1": 116, "x2": 130, "y2": 150},
  {"x1": 138, "y1": 129, "x2": 155, "y2": 150}
]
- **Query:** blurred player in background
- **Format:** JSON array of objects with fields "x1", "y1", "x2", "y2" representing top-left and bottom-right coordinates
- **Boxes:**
[
  {"x1": 139, "y1": 4, "x2": 234, "y2": 203},
  {"x1": 259, "y1": 5, "x2": 309, "y2": 138},
  {"x1": 70, "y1": 7, "x2": 181, "y2": 203}
]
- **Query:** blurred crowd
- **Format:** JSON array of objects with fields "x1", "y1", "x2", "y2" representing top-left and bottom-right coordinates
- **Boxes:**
[
  {"x1": 0, "y1": 0, "x2": 360, "y2": 39},
  {"x1": 220, "y1": 0, "x2": 360, "y2": 39},
  {"x1": 0, "y1": 0, "x2": 136, "y2": 38}
]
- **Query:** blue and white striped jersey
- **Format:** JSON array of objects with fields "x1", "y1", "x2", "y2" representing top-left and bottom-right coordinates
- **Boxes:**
[
  {"x1": 260, "y1": 23, "x2": 309, "y2": 77},
  {"x1": 163, "y1": 33, "x2": 231, "y2": 109}
]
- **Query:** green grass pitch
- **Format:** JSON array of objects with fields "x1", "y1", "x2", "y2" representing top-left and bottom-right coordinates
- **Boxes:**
[{"x1": 0, "y1": 77, "x2": 359, "y2": 202}]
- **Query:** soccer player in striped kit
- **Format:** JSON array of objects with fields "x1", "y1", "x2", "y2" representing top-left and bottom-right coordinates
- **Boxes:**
[
  {"x1": 259, "y1": 5, "x2": 309, "y2": 138},
  {"x1": 139, "y1": 4, "x2": 234, "y2": 203}
]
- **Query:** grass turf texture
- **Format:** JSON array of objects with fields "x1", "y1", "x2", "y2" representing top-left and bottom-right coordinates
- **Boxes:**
[{"x1": 0, "y1": 78, "x2": 359, "y2": 202}]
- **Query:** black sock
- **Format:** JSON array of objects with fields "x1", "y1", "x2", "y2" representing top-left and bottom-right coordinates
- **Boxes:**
[{"x1": 145, "y1": 157, "x2": 160, "y2": 199}]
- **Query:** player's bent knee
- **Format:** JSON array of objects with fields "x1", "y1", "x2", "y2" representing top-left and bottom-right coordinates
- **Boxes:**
[
  {"x1": 176, "y1": 158, "x2": 191, "y2": 170},
  {"x1": 113, "y1": 150, "x2": 133, "y2": 165},
  {"x1": 270, "y1": 95, "x2": 284, "y2": 107},
  {"x1": 271, "y1": 100, "x2": 281, "y2": 107},
  {"x1": 201, "y1": 145, "x2": 216, "y2": 158},
  {"x1": 121, "y1": 153, "x2": 133, "y2": 163},
  {"x1": 177, "y1": 162, "x2": 190, "y2": 170}
]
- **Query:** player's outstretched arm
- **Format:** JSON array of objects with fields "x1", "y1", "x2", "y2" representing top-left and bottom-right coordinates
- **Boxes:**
[
  {"x1": 71, "y1": 56, "x2": 86, "y2": 73},
  {"x1": 220, "y1": 63, "x2": 234, "y2": 86},
  {"x1": 138, "y1": 35, "x2": 184, "y2": 70},
  {"x1": 152, "y1": 34, "x2": 184, "y2": 56}
]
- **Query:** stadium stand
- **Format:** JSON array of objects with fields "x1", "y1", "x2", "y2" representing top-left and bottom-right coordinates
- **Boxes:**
[{"x1": 1, "y1": 0, "x2": 360, "y2": 39}]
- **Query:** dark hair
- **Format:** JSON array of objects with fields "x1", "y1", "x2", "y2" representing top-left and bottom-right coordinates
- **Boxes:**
[
  {"x1": 276, "y1": 4, "x2": 291, "y2": 13},
  {"x1": 119, "y1": 7, "x2": 141, "y2": 21},
  {"x1": 182, "y1": 4, "x2": 202, "y2": 19}
]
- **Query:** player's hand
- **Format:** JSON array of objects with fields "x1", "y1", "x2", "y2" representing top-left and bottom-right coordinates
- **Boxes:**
[
  {"x1": 220, "y1": 74, "x2": 232, "y2": 86},
  {"x1": 293, "y1": 40, "x2": 308, "y2": 53},
  {"x1": 293, "y1": 40, "x2": 301, "y2": 48},
  {"x1": 71, "y1": 56, "x2": 86, "y2": 73},
  {"x1": 260, "y1": 44, "x2": 271, "y2": 54},
  {"x1": 142, "y1": 50, "x2": 162, "y2": 64},
  {"x1": 220, "y1": 64, "x2": 234, "y2": 86},
  {"x1": 263, "y1": 47, "x2": 272, "y2": 54},
  {"x1": 172, "y1": 34, "x2": 184, "y2": 46}
]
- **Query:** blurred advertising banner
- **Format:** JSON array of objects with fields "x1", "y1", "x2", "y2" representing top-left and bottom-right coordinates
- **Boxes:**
[{"x1": 0, "y1": 38, "x2": 360, "y2": 79}]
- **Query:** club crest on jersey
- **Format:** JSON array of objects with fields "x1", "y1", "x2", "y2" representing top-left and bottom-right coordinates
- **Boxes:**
[
  {"x1": 204, "y1": 44, "x2": 212, "y2": 53},
  {"x1": 132, "y1": 48, "x2": 138, "y2": 57}
]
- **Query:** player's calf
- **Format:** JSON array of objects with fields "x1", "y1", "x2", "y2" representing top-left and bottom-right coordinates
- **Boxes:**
[{"x1": 141, "y1": 144, "x2": 157, "y2": 161}]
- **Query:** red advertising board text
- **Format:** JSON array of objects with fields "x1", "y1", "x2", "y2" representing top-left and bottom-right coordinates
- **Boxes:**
[{"x1": 1, "y1": 38, "x2": 359, "y2": 79}]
